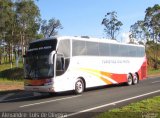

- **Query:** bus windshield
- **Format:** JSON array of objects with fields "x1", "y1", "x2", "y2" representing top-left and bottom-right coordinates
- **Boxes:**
[
  {"x1": 24, "y1": 54, "x2": 54, "y2": 79},
  {"x1": 24, "y1": 39, "x2": 57, "y2": 79}
]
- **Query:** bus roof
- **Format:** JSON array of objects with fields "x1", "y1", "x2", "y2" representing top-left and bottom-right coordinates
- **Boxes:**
[
  {"x1": 30, "y1": 36, "x2": 144, "y2": 47},
  {"x1": 57, "y1": 36, "x2": 145, "y2": 47}
]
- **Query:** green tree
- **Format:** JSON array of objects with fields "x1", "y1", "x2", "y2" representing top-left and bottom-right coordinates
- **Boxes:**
[
  {"x1": 144, "y1": 4, "x2": 160, "y2": 69},
  {"x1": 35, "y1": 33, "x2": 44, "y2": 39},
  {"x1": 0, "y1": 0, "x2": 41, "y2": 64},
  {"x1": 130, "y1": 21, "x2": 145, "y2": 40},
  {"x1": 16, "y1": 0, "x2": 40, "y2": 56},
  {"x1": 0, "y1": 0, "x2": 14, "y2": 63},
  {"x1": 102, "y1": 11, "x2": 123, "y2": 40},
  {"x1": 41, "y1": 18, "x2": 62, "y2": 38}
]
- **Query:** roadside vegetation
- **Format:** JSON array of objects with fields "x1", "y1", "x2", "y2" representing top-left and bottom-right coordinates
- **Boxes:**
[
  {"x1": 0, "y1": 59, "x2": 23, "y2": 80},
  {"x1": 147, "y1": 66, "x2": 160, "y2": 75},
  {"x1": 0, "y1": 60, "x2": 24, "y2": 91},
  {"x1": 0, "y1": 79, "x2": 23, "y2": 91},
  {"x1": 97, "y1": 96, "x2": 160, "y2": 118}
]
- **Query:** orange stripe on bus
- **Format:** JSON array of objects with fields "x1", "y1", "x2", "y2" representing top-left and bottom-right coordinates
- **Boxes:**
[{"x1": 80, "y1": 68, "x2": 113, "y2": 85}]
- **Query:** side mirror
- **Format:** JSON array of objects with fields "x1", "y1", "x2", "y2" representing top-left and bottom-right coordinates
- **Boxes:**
[{"x1": 49, "y1": 51, "x2": 56, "y2": 64}]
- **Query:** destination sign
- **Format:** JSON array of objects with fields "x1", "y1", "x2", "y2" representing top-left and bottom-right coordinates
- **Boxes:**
[{"x1": 28, "y1": 46, "x2": 52, "y2": 52}]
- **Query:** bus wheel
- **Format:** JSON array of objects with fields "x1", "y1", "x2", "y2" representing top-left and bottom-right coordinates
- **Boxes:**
[
  {"x1": 127, "y1": 74, "x2": 133, "y2": 86},
  {"x1": 75, "y1": 78, "x2": 84, "y2": 94},
  {"x1": 133, "y1": 73, "x2": 139, "y2": 85}
]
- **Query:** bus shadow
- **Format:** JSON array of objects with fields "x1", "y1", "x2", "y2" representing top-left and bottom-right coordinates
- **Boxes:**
[
  {"x1": 0, "y1": 84, "x2": 127, "y2": 103},
  {"x1": 0, "y1": 90, "x2": 78, "y2": 103},
  {"x1": 84, "y1": 83, "x2": 126, "y2": 93}
]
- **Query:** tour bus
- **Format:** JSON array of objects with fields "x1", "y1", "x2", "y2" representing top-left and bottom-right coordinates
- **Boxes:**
[{"x1": 24, "y1": 36, "x2": 147, "y2": 94}]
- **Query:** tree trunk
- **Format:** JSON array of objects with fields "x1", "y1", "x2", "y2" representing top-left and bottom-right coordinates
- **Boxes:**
[
  {"x1": 20, "y1": 31, "x2": 25, "y2": 63},
  {"x1": 8, "y1": 43, "x2": 11, "y2": 63},
  {"x1": 0, "y1": 55, "x2": 1, "y2": 65},
  {"x1": 0, "y1": 47, "x2": 2, "y2": 64},
  {"x1": 18, "y1": 46, "x2": 20, "y2": 57}
]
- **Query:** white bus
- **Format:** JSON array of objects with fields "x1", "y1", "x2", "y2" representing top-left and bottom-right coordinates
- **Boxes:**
[{"x1": 24, "y1": 36, "x2": 147, "y2": 94}]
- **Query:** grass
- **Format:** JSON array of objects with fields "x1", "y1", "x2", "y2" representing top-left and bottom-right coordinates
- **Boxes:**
[
  {"x1": 0, "y1": 61, "x2": 23, "y2": 71},
  {"x1": 0, "y1": 78, "x2": 23, "y2": 83},
  {"x1": 0, "y1": 61, "x2": 23, "y2": 80},
  {"x1": 0, "y1": 67, "x2": 24, "y2": 80},
  {"x1": 148, "y1": 67, "x2": 160, "y2": 75},
  {"x1": 96, "y1": 66, "x2": 160, "y2": 118},
  {"x1": 0, "y1": 61, "x2": 24, "y2": 91},
  {"x1": 97, "y1": 96, "x2": 160, "y2": 118}
]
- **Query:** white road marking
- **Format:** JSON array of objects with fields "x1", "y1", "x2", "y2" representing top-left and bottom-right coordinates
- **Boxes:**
[
  {"x1": 67, "y1": 89, "x2": 160, "y2": 117},
  {"x1": 151, "y1": 81, "x2": 160, "y2": 84},
  {"x1": 20, "y1": 95, "x2": 81, "y2": 108}
]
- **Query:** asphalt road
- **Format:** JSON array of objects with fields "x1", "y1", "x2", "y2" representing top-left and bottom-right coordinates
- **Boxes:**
[{"x1": 0, "y1": 76, "x2": 160, "y2": 118}]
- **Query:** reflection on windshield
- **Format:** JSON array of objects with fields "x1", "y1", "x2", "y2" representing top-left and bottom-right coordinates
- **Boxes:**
[{"x1": 24, "y1": 55, "x2": 54, "y2": 79}]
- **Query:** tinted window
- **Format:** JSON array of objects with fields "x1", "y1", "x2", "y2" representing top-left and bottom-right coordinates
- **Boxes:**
[
  {"x1": 119, "y1": 45, "x2": 128, "y2": 57},
  {"x1": 86, "y1": 41, "x2": 99, "y2": 56},
  {"x1": 56, "y1": 54, "x2": 65, "y2": 76},
  {"x1": 141, "y1": 47, "x2": 145, "y2": 57},
  {"x1": 72, "y1": 40, "x2": 87, "y2": 56},
  {"x1": 128, "y1": 46, "x2": 137, "y2": 57},
  {"x1": 72, "y1": 40, "x2": 145, "y2": 57},
  {"x1": 29, "y1": 39, "x2": 57, "y2": 50},
  {"x1": 110, "y1": 44, "x2": 120, "y2": 56},
  {"x1": 57, "y1": 40, "x2": 70, "y2": 58},
  {"x1": 137, "y1": 47, "x2": 145, "y2": 57},
  {"x1": 99, "y1": 43, "x2": 110, "y2": 56},
  {"x1": 27, "y1": 39, "x2": 57, "y2": 56}
]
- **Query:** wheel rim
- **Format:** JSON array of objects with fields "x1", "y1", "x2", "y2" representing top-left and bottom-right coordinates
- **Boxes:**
[
  {"x1": 133, "y1": 75, "x2": 138, "y2": 84},
  {"x1": 128, "y1": 75, "x2": 132, "y2": 85},
  {"x1": 76, "y1": 80, "x2": 83, "y2": 93}
]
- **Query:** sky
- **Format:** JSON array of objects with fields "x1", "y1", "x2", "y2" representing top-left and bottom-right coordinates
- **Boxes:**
[{"x1": 35, "y1": 0, "x2": 160, "y2": 42}]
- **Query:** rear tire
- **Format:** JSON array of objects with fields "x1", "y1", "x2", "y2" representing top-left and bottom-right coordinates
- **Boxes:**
[
  {"x1": 75, "y1": 78, "x2": 84, "y2": 94},
  {"x1": 126, "y1": 74, "x2": 133, "y2": 86},
  {"x1": 133, "y1": 73, "x2": 139, "y2": 85}
]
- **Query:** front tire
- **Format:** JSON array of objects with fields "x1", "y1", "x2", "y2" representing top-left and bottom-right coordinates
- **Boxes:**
[{"x1": 75, "y1": 78, "x2": 84, "y2": 94}]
